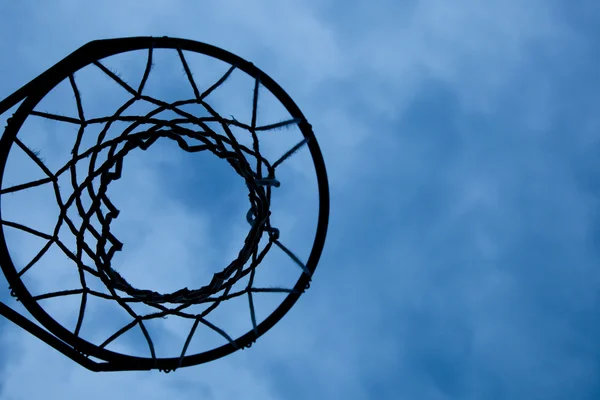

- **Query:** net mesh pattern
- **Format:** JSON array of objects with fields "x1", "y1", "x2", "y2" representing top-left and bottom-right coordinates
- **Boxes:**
[{"x1": 1, "y1": 44, "x2": 312, "y2": 368}]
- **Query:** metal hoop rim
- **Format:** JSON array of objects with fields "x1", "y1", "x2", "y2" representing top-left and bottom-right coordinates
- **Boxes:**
[{"x1": 0, "y1": 36, "x2": 330, "y2": 370}]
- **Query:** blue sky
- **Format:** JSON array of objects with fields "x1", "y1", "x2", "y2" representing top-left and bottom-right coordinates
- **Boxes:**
[{"x1": 0, "y1": 1, "x2": 599, "y2": 399}]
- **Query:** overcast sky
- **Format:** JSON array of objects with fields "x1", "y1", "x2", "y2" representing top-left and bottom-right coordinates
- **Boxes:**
[{"x1": 0, "y1": 1, "x2": 599, "y2": 399}]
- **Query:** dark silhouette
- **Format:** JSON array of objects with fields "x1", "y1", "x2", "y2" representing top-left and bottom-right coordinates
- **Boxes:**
[{"x1": 0, "y1": 37, "x2": 329, "y2": 372}]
